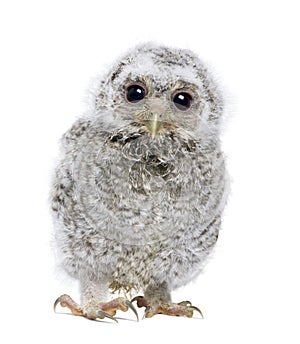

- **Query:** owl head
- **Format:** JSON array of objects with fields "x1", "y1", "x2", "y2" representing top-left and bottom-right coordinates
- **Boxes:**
[{"x1": 91, "y1": 43, "x2": 223, "y2": 142}]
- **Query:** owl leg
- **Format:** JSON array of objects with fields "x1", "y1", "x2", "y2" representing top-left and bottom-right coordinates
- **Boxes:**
[
  {"x1": 54, "y1": 279, "x2": 138, "y2": 322},
  {"x1": 132, "y1": 282, "x2": 203, "y2": 318}
]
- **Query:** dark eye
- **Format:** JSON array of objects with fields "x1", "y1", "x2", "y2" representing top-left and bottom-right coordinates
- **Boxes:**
[
  {"x1": 172, "y1": 91, "x2": 193, "y2": 111},
  {"x1": 125, "y1": 84, "x2": 146, "y2": 103}
]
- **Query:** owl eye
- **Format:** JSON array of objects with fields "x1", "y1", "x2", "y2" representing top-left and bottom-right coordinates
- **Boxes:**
[
  {"x1": 172, "y1": 91, "x2": 193, "y2": 111},
  {"x1": 125, "y1": 83, "x2": 146, "y2": 103}
]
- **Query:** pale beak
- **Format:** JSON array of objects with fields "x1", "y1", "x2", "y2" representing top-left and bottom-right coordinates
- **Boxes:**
[{"x1": 146, "y1": 113, "x2": 162, "y2": 139}]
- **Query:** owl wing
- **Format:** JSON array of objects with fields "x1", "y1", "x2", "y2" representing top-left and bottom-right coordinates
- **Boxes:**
[
  {"x1": 61, "y1": 118, "x2": 91, "y2": 151},
  {"x1": 51, "y1": 118, "x2": 91, "y2": 219}
]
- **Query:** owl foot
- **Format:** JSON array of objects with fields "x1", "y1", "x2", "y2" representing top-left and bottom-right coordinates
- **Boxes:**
[
  {"x1": 54, "y1": 294, "x2": 138, "y2": 322},
  {"x1": 131, "y1": 296, "x2": 203, "y2": 319}
]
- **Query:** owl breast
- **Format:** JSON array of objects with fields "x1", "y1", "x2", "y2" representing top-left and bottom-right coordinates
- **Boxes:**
[{"x1": 72, "y1": 126, "x2": 225, "y2": 247}]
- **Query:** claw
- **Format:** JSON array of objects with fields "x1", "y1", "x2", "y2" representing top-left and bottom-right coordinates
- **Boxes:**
[
  {"x1": 131, "y1": 295, "x2": 143, "y2": 303},
  {"x1": 97, "y1": 310, "x2": 118, "y2": 322},
  {"x1": 125, "y1": 299, "x2": 139, "y2": 321},
  {"x1": 54, "y1": 294, "x2": 71, "y2": 312},
  {"x1": 53, "y1": 294, "x2": 84, "y2": 316},
  {"x1": 189, "y1": 305, "x2": 204, "y2": 319},
  {"x1": 131, "y1": 295, "x2": 147, "y2": 308},
  {"x1": 53, "y1": 296, "x2": 61, "y2": 313},
  {"x1": 177, "y1": 301, "x2": 203, "y2": 318}
]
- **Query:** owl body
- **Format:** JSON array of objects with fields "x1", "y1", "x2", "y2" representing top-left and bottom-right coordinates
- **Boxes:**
[{"x1": 52, "y1": 43, "x2": 228, "y2": 308}]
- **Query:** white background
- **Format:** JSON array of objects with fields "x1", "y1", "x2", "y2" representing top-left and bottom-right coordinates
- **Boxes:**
[{"x1": 0, "y1": 0, "x2": 299, "y2": 342}]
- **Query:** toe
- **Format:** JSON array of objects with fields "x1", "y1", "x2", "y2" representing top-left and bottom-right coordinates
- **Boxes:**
[
  {"x1": 54, "y1": 294, "x2": 84, "y2": 316},
  {"x1": 99, "y1": 297, "x2": 139, "y2": 321}
]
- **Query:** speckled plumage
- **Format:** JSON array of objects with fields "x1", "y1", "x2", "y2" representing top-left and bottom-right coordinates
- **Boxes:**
[{"x1": 51, "y1": 43, "x2": 229, "y2": 319}]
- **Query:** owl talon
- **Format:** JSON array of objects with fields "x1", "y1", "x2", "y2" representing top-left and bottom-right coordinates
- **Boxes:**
[
  {"x1": 54, "y1": 295, "x2": 137, "y2": 322},
  {"x1": 188, "y1": 305, "x2": 203, "y2": 318},
  {"x1": 100, "y1": 297, "x2": 138, "y2": 321},
  {"x1": 96, "y1": 310, "x2": 118, "y2": 322},
  {"x1": 131, "y1": 295, "x2": 148, "y2": 308},
  {"x1": 132, "y1": 296, "x2": 203, "y2": 319},
  {"x1": 54, "y1": 294, "x2": 84, "y2": 316},
  {"x1": 125, "y1": 299, "x2": 139, "y2": 321}
]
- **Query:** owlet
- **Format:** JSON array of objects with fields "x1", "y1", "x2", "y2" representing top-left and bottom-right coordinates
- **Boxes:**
[{"x1": 52, "y1": 43, "x2": 228, "y2": 321}]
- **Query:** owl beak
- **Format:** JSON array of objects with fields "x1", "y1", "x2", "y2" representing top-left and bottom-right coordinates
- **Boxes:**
[{"x1": 146, "y1": 113, "x2": 162, "y2": 139}]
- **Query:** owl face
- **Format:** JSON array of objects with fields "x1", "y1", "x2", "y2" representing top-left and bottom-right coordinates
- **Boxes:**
[{"x1": 94, "y1": 43, "x2": 223, "y2": 140}]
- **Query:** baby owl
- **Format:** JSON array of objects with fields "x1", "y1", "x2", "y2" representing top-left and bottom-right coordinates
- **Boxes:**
[{"x1": 52, "y1": 43, "x2": 228, "y2": 321}]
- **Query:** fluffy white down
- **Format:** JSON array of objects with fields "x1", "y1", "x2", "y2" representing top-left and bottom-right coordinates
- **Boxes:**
[{"x1": 51, "y1": 42, "x2": 229, "y2": 295}]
